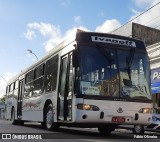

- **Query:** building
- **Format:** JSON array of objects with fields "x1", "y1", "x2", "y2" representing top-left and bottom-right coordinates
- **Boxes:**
[
  {"x1": 147, "y1": 42, "x2": 160, "y2": 108},
  {"x1": 111, "y1": 22, "x2": 160, "y2": 46}
]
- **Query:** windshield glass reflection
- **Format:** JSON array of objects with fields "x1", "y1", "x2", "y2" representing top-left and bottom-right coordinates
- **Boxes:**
[{"x1": 77, "y1": 45, "x2": 151, "y2": 100}]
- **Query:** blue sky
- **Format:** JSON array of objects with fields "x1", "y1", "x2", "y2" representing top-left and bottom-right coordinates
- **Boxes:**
[{"x1": 0, "y1": 0, "x2": 160, "y2": 96}]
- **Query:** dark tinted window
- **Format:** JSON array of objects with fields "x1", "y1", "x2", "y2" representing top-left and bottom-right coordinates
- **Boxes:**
[
  {"x1": 24, "y1": 82, "x2": 33, "y2": 97},
  {"x1": 33, "y1": 77, "x2": 44, "y2": 96},
  {"x1": 34, "y1": 64, "x2": 44, "y2": 79},
  {"x1": 44, "y1": 55, "x2": 58, "y2": 92},
  {"x1": 6, "y1": 86, "x2": 9, "y2": 94},
  {"x1": 15, "y1": 80, "x2": 19, "y2": 89},
  {"x1": 25, "y1": 70, "x2": 34, "y2": 83},
  {"x1": 10, "y1": 83, "x2": 14, "y2": 92}
]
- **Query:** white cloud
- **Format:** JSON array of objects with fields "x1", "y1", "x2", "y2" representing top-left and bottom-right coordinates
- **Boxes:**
[
  {"x1": 23, "y1": 30, "x2": 36, "y2": 40},
  {"x1": 44, "y1": 26, "x2": 89, "y2": 52},
  {"x1": 130, "y1": 8, "x2": 140, "y2": 15},
  {"x1": 65, "y1": 26, "x2": 89, "y2": 38},
  {"x1": 24, "y1": 22, "x2": 62, "y2": 52},
  {"x1": 133, "y1": 0, "x2": 155, "y2": 8},
  {"x1": 98, "y1": 12, "x2": 105, "y2": 17},
  {"x1": 95, "y1": 0, "x2": 160, "y2": 34},
  {"x1": 131, "y1": 0, "x2": 160, "y2": 27},
  {"x1": 44, "y1": 38, "x2": 62, "y2": 52},
  {"x1": 61, "y1": 0, "x2": 71, "y2": 7},
  {"x1": 27, "y1": 22, "x2": 61, "y2": 38},
  {"x1": 96, "y1": 19, "x2": 121, "y2": 33},
  {"x1": 74, "y1": 16, "x2": 82, "y2": 24},
  {"x1": 24, "y1": 21, "x2": 90, "y2": 52}
]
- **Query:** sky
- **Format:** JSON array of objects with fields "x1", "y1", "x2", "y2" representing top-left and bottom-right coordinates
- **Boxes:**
[{"x1": 0, "y1": 0, "x2": 160, "y2": 97}]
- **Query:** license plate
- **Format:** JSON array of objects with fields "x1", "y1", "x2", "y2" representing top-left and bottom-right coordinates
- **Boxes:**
[{"x1": 112, "y1": 117, "x2": 125, "y2": 122}]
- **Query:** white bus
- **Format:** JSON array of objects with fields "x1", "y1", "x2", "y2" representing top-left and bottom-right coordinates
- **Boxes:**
[{"x1": 5, "y1": 30, "x2": 152, "y2": 135}]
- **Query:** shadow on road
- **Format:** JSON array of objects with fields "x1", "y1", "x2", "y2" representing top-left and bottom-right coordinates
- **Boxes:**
[{"x1": 22, "y1": 122, "x2": 137, "y2": 139}]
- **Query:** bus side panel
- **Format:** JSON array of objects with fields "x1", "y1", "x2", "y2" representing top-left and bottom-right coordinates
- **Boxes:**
[
  {"x1": 22, "y1": 94, "x2": 45, "y2": 121},
  {"x1": 5, "y1": 95, "x2": 18, "y2": 120},
  {"x1": 21, "y1": 91, "x2": 58, "y2": 122}
]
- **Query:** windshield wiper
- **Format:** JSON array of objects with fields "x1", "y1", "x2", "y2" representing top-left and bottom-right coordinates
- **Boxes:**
[
  {"x1": 126, "y1": 48, "x2": 135, "y2": 80},
  {"x1": 94, "y1": 44, "x2": 114, "y2": 66}
]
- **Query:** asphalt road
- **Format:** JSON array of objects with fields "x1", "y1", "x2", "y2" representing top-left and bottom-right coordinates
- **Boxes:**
[{"x1": 0, "y1": 119, "x2": 160, "y2": 142}]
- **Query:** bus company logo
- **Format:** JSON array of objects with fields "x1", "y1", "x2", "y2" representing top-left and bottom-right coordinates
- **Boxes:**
[
  {"x1": 117, "y1": 107, "x2": 123, "y2": 113},
  {"x1": 91, "y1": 36, "x2": 136, "y2": 47}
]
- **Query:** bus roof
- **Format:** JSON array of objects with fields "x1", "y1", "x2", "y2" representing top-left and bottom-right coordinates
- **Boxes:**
[
  {"x1": 7, "y1": 30, "x2": 146, "y2": 84},
  {"x1": 76, "y1": 31, "x2": 145, "y2": 49},
  {"x1": 7, "y1": 30, "x2": 79, "y2": 84}
]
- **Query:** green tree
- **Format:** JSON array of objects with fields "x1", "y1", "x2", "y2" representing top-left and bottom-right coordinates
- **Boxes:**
[{"x1": 0, "y1": 95, "x2": 6, "y2": 103}]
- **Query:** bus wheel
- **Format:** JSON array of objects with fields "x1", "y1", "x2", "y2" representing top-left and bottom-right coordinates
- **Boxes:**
[
  {"x1": 98, "y1": 125, "x2": 115, "y2": 135},
  {"x1": 45, "y1": 104, "x2": 59, "y2": 131},
  {"x1": 11, "y1": 108, "x2": 17, "y2": 125}
]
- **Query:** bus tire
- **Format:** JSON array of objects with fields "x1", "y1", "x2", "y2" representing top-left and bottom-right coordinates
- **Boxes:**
[
  {"x1": 44, "y1": 104, "x2": 59, "y2": 131},
  {"x1": 11, "y1": 108, "x2": 17, "y2": 125},
  {"x1": 98, "y1": 125, "x2": 115, "y2": 135}
]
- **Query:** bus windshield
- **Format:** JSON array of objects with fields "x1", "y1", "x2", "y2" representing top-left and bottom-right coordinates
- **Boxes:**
[{"x1": 77, "y1": 45, "x2": 151, "y2": 100}]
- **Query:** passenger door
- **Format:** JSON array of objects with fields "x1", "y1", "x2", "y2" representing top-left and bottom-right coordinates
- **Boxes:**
[
  {"x1": 58, "y1": 53, "x2": 73, "y2": 121},
  {"x1": 17, "y1": 79, "x2": 24, "y2": 119}
]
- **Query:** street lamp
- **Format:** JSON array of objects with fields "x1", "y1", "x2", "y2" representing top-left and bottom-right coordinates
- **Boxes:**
[{"x1": 27, "y1": 49, "x2": 38, "y2": 60}]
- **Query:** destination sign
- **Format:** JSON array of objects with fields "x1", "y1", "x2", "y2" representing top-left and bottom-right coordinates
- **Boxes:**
[{"x1": 91, "y1": 36, "x2": 136, "y2": 47}]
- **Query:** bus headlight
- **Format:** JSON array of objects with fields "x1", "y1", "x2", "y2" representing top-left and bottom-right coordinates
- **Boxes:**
[
  {"x1": 139, "y1": 108, "x2": 151, "y2": 113},
  {"x1": 77, "y1": 104, "x2": 100, "y2": 111}
]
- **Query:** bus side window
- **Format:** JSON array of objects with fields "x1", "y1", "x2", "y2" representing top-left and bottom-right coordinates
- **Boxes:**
[
  {"x1": 6, "y1": 86, "x2": 9, "y2": 94},
  {"x1": 34, "y1": 64, "x2": 45, "y2": 79},
  {"x1": 10, "y1": 83, "x2": 14, "y2": 92},
  {"x1": 24, "y1": 70, "x2": 34, "y2": 97},
  {"x1": 44, "y1": 55, "x2": 58, "y2": 92},
  {"x1": 32, "y1": 64, "x2": 45, "y2": 96},
  {"x1": 15, "y1": 80, "x2": 19, "y2": 89}
]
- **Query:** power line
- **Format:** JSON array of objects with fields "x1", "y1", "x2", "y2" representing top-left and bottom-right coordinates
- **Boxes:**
[
  {"x1": 0, "y1": 75, "x2": 7, "y2": 83},
  {"x1": 111, "y1": 1, "x2": 160, "y2": 33}
]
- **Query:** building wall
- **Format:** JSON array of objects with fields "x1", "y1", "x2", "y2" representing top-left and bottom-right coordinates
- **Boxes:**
[
  {"x1": 111, "y1": 22, "x2": 160, "y2": 46},
  {"x1": 147, "y1": 42, "x2": 160, "y2": 108},
  {"x1": 147, "y1": 42, "x2": 160, "y2": 69},
  {"x1": 133, "y1": 23, "x2": 160, "y2": 46}
]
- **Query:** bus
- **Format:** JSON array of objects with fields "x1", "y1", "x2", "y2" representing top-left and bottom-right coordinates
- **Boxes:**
[{"x1": 5, "y1": 30, "x2": 152, "y2": 135}]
